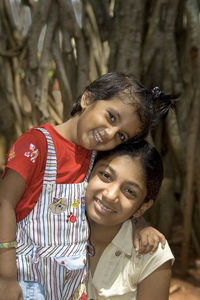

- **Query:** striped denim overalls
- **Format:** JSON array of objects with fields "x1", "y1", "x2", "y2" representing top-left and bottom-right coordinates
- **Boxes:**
[{"x1": 16, "y1": 128, "x2": 96, "y2": 299}]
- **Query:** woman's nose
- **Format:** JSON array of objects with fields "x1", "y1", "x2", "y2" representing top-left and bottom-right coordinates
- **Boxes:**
[{"x1": 103, "y1": 184, "x2": 119, "y2": 202}]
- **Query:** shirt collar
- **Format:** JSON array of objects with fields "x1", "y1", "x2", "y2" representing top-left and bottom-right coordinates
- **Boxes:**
[{"x1": 111, "y1": 220, "x2": 133, "y2": 256}]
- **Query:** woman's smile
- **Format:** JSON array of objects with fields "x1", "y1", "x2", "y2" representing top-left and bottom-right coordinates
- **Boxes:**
[{"x1": 94, "y1": 198, "x2": 117, "y2": 215}]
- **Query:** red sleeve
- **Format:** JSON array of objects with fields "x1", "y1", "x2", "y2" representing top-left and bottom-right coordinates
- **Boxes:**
[{"x1": 3, "y1": 128, "x2": 47, "y2": 186}]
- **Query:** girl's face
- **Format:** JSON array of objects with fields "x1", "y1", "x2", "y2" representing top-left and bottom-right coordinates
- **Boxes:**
[
  {"x1": 86, "y1": 155, "x2": 153, "y2": 228},
  {"x1": 75, "y1": 96, "x2": 142, "y2": 151}
]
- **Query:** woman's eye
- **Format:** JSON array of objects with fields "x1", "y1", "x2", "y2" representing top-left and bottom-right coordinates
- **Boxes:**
[
  {"x1": 108, "y1": 112, "x2": 115, "y2": 122},
  {"x1": 124, "y1": 187, "x2": 137, "y2": 198},
  {"x1": 118, "y1": 132, "x2": 126, "y2": 142}
]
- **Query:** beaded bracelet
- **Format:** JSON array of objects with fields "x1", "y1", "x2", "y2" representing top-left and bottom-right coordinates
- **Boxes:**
[{"x1": 0, "y1": 241, "x2": 17, "y2": 248}]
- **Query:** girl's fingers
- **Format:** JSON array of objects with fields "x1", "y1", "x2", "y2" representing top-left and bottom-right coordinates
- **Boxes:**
[
  {"x1": 159, "y1": 234, "x2": 166, "y2": 249},
  {"x1": 133, "y1": 235, "x2": 140, "y2": 252},
  {"x1": 138, "y1": 235, "x2": 149, "y2": 254},
  {"x1": 133, "y1": 228, "x2": 166, "y2": 255},
  {"x1": 149, "y1": 237, "x2": 160, "y2": 254}
]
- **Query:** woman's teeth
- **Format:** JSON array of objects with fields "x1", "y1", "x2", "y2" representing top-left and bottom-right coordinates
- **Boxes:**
[{"x1": 96, "y1": 199, "x2": 115, "y2": 213}]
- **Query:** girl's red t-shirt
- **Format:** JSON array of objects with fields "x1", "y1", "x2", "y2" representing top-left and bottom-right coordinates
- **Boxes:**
[{"x1": 3, "y1": 123, "x2": 92, "y2": 222}]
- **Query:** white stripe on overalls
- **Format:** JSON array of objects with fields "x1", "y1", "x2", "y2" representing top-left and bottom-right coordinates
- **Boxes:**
[{"x1": 16, "y1": 128, "x2": 96, "y2": 299}]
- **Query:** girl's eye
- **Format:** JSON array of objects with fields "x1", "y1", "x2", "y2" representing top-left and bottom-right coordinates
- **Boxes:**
[
  {"x1": 99, "y1": 171, "x2": 111, "y2": 182},
  {"x1": 108, "y1": 112, "x2": 115, "y2": 122},
  {"x1": 118, "y1": 132, "x2": 126, "y2": 142}
]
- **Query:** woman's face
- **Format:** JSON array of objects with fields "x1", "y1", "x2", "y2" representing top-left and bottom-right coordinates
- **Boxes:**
[{"x1": 86, "y1": 154, "x2": 152, "y2": 228}]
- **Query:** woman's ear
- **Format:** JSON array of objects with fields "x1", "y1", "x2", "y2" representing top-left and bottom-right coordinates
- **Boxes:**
[
  {"x1": 80, "y1": 91, "x2": 93, "y2": 109},
  {"x1": 133, "y1": 199, "x2": 154, "y2": 218}
]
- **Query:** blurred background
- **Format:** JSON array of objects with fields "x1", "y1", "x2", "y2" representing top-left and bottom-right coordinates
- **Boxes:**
[{"x1": 0, "y1": 0, "x2": 200, "y2": 298}]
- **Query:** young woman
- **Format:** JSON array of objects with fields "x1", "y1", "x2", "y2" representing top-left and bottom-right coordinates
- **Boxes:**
[{"x1": 86, "y1": 140, "x2": 174, "y2": 300}]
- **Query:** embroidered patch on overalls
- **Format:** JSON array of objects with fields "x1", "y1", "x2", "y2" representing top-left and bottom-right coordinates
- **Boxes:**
[
  {"x1": 72, "y1": 199, "x2": 80, "y2": 208},
  {"x1": 79, "y1": 292, "x2": 87, "y2": 300},
  {"x1": 49, "y1": 197, "x2": 67, "y2": 214},
  {"x1": 81, "y1": 197, "x2": 86, "y2": 221},
  {"x1": 73, "y1": 283, "x2": 87, "y2": 300},
  {"x1": 66, "y1": 212, "x2": 77, "y2": 223}
]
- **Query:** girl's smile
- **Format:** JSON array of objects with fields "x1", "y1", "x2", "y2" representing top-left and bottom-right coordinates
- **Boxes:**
[
  {"x1": 92, "y1": 129, "x2": 103, "y2": 144},
  {"x1": 88, "y1": 129, "x2": 104, "y2": 145}
]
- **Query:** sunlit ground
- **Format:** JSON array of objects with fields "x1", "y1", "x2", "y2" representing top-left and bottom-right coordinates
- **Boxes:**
[{"x1": 169, "y1": 222, "x2": 200, "y2": 299}]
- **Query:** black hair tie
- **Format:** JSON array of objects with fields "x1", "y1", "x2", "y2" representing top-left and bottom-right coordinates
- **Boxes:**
[{"x1": 151, "y1": 86, "x2": 162, "y2": 99}]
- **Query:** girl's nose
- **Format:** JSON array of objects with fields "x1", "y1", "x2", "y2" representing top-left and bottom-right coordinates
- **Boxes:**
[{"x1": 105, "y1": 127, "x2": 118, "y2": 139}]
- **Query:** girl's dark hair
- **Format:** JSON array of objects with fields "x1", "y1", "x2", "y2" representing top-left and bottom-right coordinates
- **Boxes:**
[
  {"x1": 94, "y1": 140, "x2": 163, "y2": 203},
  {"x1": 71, "y1": 72, "x2": 177, "y2": 141}
]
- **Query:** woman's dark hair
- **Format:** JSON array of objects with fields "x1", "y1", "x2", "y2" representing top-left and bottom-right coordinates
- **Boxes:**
[
  {"x1": 93, "y1": 140, "x2": 163, "y2": 203},
  {"x1": 71, "y1": 72, "x2": 177, "y2": 141}
]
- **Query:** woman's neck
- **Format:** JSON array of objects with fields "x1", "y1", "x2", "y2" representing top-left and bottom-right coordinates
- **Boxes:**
[
  {"x1": 88, "y1": 219, "x2": 122, "y2": 277},
  {"x1": 89, "y1": 219, "x2": 122, "y2": 249}
]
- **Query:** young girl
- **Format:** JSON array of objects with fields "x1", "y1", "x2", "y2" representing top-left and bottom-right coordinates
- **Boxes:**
[
  {"x1": 0, "y1": 72, "x2": 174, "y2": 300},
  {"x1": 86, "y1": 140, "x2": 174, "y2": 300}
]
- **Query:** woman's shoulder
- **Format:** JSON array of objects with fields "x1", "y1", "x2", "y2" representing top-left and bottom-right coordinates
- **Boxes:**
[{"x1": 135, "y1": 240, "x2": 174, "y2": 284}]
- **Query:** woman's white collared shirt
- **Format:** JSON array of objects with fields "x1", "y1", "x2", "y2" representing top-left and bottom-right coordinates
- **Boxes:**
[{"x1": 88, "y1": 220, "x2": 174, "y2": 300}]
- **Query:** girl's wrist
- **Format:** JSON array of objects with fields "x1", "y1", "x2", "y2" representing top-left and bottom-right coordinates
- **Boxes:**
[{"x1": 0, "y1": 241, "x2": 17, "y2": 248}]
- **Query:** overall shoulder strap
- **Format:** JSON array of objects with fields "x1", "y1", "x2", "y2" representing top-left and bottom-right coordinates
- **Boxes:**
[
  {"x1": 84, "y1": 150, "x2": 97, "y2": 182},
  {"x1": 35, "y1": 127, "x2": 57, "y2": 183}
]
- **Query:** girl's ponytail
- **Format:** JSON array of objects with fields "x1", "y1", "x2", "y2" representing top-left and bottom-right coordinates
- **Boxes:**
[{"x1": 148, "y1": 86, "x2": 178, "y2": 127}]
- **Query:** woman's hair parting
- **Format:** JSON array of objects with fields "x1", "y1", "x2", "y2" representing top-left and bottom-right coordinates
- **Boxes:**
[
  {"x1": 71, "y1": 72, "x2": 177, "y2": 141},
  {"x1": 94, "y1": 140, "x2": 163, "y2": 203}
]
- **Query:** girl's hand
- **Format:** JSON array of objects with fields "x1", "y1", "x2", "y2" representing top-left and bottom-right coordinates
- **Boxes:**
[
  {"x1": 0, "y1": 278, "x2": 23, "y2": 300},
  {"x1": 133, "y1": 226, "x2": 166, "y2": 255}
]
